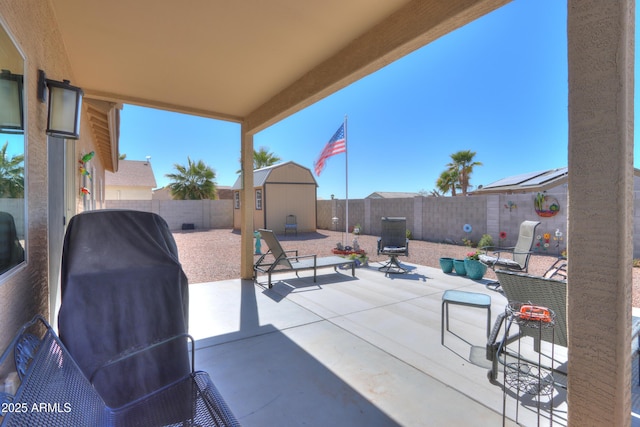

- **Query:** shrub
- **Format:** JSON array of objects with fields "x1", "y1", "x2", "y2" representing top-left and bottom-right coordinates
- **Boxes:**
[
  {"x1": 478, "y1": 234, "x2": 494, "y2": 249},
  {"x1": 406, "y1": 229, "x2": 413, "y2": 240}
]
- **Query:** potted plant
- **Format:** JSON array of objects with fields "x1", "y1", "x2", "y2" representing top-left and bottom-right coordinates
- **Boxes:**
[
  {"x1": 464, "y1": 251, "x2": 487, "y2": 280},
  {"x1": 439, "y1": 257, "x2": 454, "y2": 273},
  {"x1": 453, "y1": 259, "x2": 466, "y2": 276}
]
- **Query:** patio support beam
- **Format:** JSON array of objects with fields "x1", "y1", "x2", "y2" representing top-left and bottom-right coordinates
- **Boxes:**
[
  {"x1": 567, "y1": 1, "x2": 634, "y2": 424},
  {"x1": 240, "y1": 126, "x2": 255, "y2": 280},
  {"x1": 243, "y1": 0, "x2": 511, "y2": 134}
]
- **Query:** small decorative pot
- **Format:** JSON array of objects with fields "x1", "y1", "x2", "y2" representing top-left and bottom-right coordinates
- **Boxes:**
[
  {"x1": 464, "y1": 258, "x2": 487, "y2": 280},
  {"x1": 453, "y1": 259, "x2": 466, "y2": 276},
  {"x1": 439, "y1": 257, "x2": 454, "y2": 273}
]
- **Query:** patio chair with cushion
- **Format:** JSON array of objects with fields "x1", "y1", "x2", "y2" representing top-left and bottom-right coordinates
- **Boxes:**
[
  {"x1": 479, "y1": 220, "x2": 540, "y2": 274},
  {"x1": 376, "y1": 217, "x2": 409, "y2": 274},
  {"x1": 254, "y1": 228, "x2": 356, "y2": 288}
]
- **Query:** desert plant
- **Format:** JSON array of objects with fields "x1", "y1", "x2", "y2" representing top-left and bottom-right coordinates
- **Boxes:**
[
  {"x1": 478, "y1": 234, "x2": 494, "y2": 249},
  {"x1": 462, "y1": 238, "x2": 475, "y2": 247}
]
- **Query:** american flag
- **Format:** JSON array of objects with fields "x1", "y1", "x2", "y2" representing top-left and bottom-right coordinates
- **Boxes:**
[{"x1": 314, "y1": 124, "x2": 346, "y2": 176}]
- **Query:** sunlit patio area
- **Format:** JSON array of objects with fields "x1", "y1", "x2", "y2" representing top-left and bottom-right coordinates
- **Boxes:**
[{"x1": 187, "y1": 262, "x2": 616, "y2": 426}]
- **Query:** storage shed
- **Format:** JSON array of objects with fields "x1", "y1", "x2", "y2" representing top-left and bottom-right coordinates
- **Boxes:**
[{"x1": 231, "y1": 161, "x2": 318, "y2": 233}]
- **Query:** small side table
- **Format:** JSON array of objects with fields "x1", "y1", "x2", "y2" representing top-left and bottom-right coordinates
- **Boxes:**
[{"x1": 441, "y1": 290, "x2": 491, "y2": 345}]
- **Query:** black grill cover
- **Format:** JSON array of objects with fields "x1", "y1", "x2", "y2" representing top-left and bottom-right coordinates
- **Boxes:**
[{"x1": 58, "y1": 210, "x2": 189, "y2": 408}]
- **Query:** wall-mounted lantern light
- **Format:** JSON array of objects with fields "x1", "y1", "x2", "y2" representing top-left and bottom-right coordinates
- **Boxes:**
[
  {"x1": 38, "y1": 69, "x2": 83, "y2": 139},
  {"x1": 0, "y1": 69, "x2": 24, "y2": 134}
]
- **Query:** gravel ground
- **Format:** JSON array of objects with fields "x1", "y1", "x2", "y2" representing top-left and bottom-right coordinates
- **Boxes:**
[{"x1": 172, "y1": 228, "x2": 640, "y2": 307}]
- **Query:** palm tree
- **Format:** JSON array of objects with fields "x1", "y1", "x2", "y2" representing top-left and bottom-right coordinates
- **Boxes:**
[
  {"x1": 253, "y1": 146, "x2": 281, "y2": 169},
  {"x1": 166, "y1": 157, "x2": 218, "y2": 200},
  {"x1": 236, "y1": 146, "x2": 281, "y2": 174},
  {"x1": 0, "y1": 141, "x2": 24, "y2": 198},
  {"x1": 447, "y1": 150, "x2": 482, "y2": 196},
  {"x1": 436, "y1": 169, "x2": 459, "y2": 197}
]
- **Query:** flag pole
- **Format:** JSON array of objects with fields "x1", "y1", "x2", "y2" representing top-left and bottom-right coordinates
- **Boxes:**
[{"x1": 344, "y1": 115, "x2": 349, "y2": 246}]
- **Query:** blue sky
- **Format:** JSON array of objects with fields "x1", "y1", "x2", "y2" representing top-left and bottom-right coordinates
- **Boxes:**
[{"x1": 119, "y1": 0, "x2": 583, "y2": 199}]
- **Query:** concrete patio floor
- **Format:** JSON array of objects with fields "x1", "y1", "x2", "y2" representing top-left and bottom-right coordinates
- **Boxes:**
[{"x1": 187, "y1": 262, "x2": 637, "y2": 426}]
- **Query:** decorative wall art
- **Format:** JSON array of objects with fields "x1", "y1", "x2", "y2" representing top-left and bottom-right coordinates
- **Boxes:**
[{"x1": 534, "y1": 192, "x2": 560, "y2": 217}]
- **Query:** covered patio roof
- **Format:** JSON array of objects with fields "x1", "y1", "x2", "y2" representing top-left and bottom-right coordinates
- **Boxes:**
[{"x1": 49, "y1": 0, "x2": 509, "y2": 133}]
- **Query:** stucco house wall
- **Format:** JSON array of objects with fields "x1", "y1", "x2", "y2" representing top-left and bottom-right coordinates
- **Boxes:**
[{"x1": 0, "y1": 1, "x2": 110, "y2": 351}]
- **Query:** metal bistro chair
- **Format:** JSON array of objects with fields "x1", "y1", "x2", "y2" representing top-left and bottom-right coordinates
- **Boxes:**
[
  {"x1": 284, "y1": 214, "x2": 297, "y2": 236},
  {"x1": 0, "y1": 315, "x2": 240, "y2": 427},
  {"x1": 377, "y1": 217, "x2": 409, "y2": 274}
]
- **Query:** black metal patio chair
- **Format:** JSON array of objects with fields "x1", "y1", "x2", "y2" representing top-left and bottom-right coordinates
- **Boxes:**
[{"x1": 376, "y1": 217, "x2": 409, "y2": 274}]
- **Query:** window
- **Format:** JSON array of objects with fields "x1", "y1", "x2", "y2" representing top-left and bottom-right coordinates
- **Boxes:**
[
  {"x1": 234, "y1": 191, "x2": 240, "y2": 209},
  {"x1": 255, "y1": 189, "x2": 262, "y2": 210}
]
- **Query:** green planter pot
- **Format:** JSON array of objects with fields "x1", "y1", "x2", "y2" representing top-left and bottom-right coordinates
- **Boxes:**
[
  {"x1": 453, "y1": 259, "x2": 466, "y2": 276},
  {"x1": 439, "y1": 257, "x2": 454, "y2": 273},
  {"x1": 464, "y1": 258, "x2": 487, "y2": 280}
]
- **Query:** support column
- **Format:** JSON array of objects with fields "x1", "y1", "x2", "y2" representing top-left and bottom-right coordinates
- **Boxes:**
[
  {"x1": 240, "y1": 126, "x2": 254, "y2": 280},
  {"x1": 567, "y1": 1, "x2": 634, "y2": 425}
]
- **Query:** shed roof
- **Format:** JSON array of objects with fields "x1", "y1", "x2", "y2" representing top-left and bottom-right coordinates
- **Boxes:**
[
  {"x1": 105, "y1": 160, "x2": 157, "y2": 188},
  {"x1": 231, "y1": 161, "x2": 317, "y2": 190}
]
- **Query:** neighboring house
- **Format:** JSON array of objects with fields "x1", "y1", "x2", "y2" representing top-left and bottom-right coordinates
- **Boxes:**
[
  {"x1": 472, "y1": 167, "x2": 640, "y2": 256},
  {"x1": 366, "y1": 191, "x2": 420, "y2": 199},
  {"x1": 231, "y1": 161, "x2": 317, "y2": 233},
  {"x1": 105, "y1": 160, "x2": 157, "y2": 200},
  {"x1": 472, "y1": 167, "x2": 569, "y2": 195},
  {"x1": 152, "y1": 186, "x2": 173, "y2": 200}
]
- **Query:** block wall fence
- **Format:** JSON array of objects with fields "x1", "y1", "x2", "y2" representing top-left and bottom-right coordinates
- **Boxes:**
[
  {"x1": 318, "y1": 185, "x2": 572, "y2": 257},
  {"x1": 104, "y1": 180, "x2": 640, "y2": 258},
  {"x1": 105, "y1": 199, "x2": 234, "y2": 231}
]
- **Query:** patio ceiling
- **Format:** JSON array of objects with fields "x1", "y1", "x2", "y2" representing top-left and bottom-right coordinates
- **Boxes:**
[{"x1": 49, "y1": 0, "x2": 510, "y2": 134}]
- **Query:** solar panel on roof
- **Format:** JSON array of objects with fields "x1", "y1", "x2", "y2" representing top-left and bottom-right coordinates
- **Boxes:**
[
  {"x1": 521, "y1": 167, "x2": 568, "y2": 186},
  {"x1": 482, "y1": 170, "x2": 548, "y2": 188}
]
